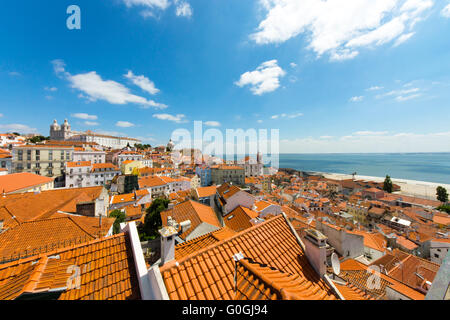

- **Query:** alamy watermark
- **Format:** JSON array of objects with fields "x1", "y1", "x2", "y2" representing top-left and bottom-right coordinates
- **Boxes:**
[
  {"x1": 169, "y1": 121, "x2": 280, "y2": 169},
  {"x1": 67, "y1": 5, "x2": 81, "y2": 30}
]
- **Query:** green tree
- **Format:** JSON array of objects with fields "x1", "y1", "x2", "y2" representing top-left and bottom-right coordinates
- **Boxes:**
[
  {"x1": 109, "y1": 209, "x2": 126, "y2": 234},
  {"x1": 437, "y1": 204, "x2": 450, "y2": 214},
  {"x1": 383, "y1": 175, "x2": 393, "y2": 193},
  {"x1": 436, "y1": 186, "x2": 449, "y2": 203},
  {"x1": 140, "y1": 198, "x2": 170, "y2": 240}
]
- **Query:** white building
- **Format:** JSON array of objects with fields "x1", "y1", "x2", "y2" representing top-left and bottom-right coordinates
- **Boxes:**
[
  {"x1": 66, "y1": 161, "x2": 120, "y2": 188},
  {"x1": 73, "y1": 146, "x2": 106, "y2": 164},
  {"x1": 116, "y1": 152, "x2": 144, "y2": 166},
  {"x1": 50, "y1": 119, "x2": 141, "y2": 149},
  {"x1": 0, "y1": 134, "x2": 26, "y2": 148},
  {"x1": 237, "y1": 154, "x2": 264, "y2": 177},
  {"x1": 429, "y1": 238, "x2": 450, "y2": 265},
  {"x1": 142, "y1": 157, "x2": 153, "y2": 168}
]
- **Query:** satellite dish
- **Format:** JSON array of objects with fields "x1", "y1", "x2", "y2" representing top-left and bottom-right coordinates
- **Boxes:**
[
  {"x1": 331, "y1": 253, "x2": 340, "y2": 275},
  {"x1": 307, "y1": 217, "x2": 313, "y2": 225}
]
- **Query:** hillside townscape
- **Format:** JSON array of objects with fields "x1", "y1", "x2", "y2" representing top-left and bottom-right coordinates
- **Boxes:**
[{"x1": 0, "y1": 120, "x2": 449, "y2": 300}]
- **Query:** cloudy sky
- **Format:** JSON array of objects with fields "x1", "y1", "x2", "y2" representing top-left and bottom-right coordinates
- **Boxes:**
[{"x1": 1, "y1": 0, "x2": 450, "y2": 153}]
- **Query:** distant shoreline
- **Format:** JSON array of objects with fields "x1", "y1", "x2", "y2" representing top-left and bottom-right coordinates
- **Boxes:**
[{"x1": 297, "y1": 169, "x2": 449, "y2": 201}]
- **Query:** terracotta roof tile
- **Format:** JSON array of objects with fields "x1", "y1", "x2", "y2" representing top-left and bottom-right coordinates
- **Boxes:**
[
  {"x1": 0, "y1": 186, "x2": 105, "y2": 222},
  {"x1": 196, "y1": 186, "x2": 217, "y2": 198},
  {"x1": 0, "y1": 233, "x2": 140, "y2": 300},
  {"x1": 224, "y1": 206, "x2": 259, "y2": 233},
  {"x1": 339, "y1": 258, "x2": 425, "y2": 300},
  {"x1": 161, "y1": 200, "x2": 221, "y2": 240},
  {"x1": 160, "y1": 215, "x2": 338, "y2": 300},
  {"x1": 0, "y1": 173, "x2": 54, "y2": 194}
]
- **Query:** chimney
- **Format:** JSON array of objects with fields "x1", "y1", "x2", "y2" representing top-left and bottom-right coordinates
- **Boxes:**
[
  {"x1": 159, "y1": 216, "x2": 180, "y2": 266},
  {"x1": 304, "y1": 229, "x2": 328, "y2": 278}
]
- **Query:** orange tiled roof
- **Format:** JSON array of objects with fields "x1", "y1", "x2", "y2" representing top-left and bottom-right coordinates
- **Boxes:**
[
  {"x1": 0, "y1": 217, "x2": 97, "y2": 262},
  {"x1": 334, "y1": 282, "x2": 376, "y2": 300},
  {"x1": 92, "y1": 163, "x2": 119, "y2": 171},
  {"x1": 175, "y1": 227, "x2": 237, "y2": 261},
  {"x1": 159, "y1": 215, "x2": 339, "y2": 300},
  {"x1": 254, "y1": 200, "x2": 273, "y2": 212},
  {"x1": 0, "y1": 173, "x2": 54, "y2": 194},
  {"x1": 196, "y1": 186, "x2": 217, "y2": 198},
  {"x1": 111, "y1": 190, "x2": 148, "y2": 205},
  {"x1": 139, "y1": 176, "x2": 167, "y2": 188},
  {"x1": 339, "y1": 258, "x2": 425, "y2": 300},
  {"x1": 395, "y1": 235, "x2": 418, "y2": 251},
  {"x1": 217, "y1": 183, "x2": 242, "y2": 200},
  {"x1": 224, "y1": 206, "x2": 259, "y2": 233},
  {"x1": 0, "y1": 186, "x2": 105, "y2": 223},
  {"x1": 433, "y1": 215, "x2": 450, "y2": 226},
  {"x1": 0, "y1": 233, "x2": 140, "y2": 300},
  {"x1": 160, "y1": 200, "x2": 222, "y2": 240},
  {"x1": 347, "y1": 230, "x2": 387, "y2": 252},
  {"x1": 371, "y1": 249, "x2": 439, "y2": 289},
  {"x1": 66, "y1": 161, "x2": 91, "y2": 168},
  {"x1": 234, "y1": 258, "x2": 336, "y2": 300}
]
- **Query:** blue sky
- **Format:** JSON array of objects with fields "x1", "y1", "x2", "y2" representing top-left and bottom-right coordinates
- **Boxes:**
[{"x1": 1, "y1": 0, "x2": 450, "y2": 153}]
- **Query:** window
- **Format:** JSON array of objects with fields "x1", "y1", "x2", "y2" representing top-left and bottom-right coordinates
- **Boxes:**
[
  {"x1": 434, "y1": 253, "x2": 439, "y2": 258},
  {"x1": 27, "y1": 150, "x2": 31, "y2": 161},
  {"x1": 18, "y1": 150, "x2": 23, "y2": 161},
  {"x1": 48, "y1": 151, "x2": 53, "y2": 161}
]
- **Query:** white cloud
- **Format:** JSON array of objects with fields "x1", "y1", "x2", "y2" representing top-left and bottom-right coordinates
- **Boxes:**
[
  {"x1": 395, "y1": 93, "x2": 421, "y2": 101},
  {"x1": 442, "y1": 3, "x2": 450, "y2": 17},
  {"x1": 44, "y1": 86, "x2": 58, "y2": 92},
  {"x1": 175, "y1": 0, "x2": 193, "y2": 17},
  {"x1": 8, "y1": 71, "x2": 21, "y2": 77},
  {"x1": 257, "y1": 120, "x2": 263, "y2": 123},
  {"x1": 393, "y1": 32, "x2": 415, "y2": 46},
  {"x1": 0, "y1": 124, "x2": 38, "y2": 134},
  {"x1": 350, "y1": 96, "x2": 364, "y2": 102},
  {"x1": 251, "y1": 0, "x2": 434, "y2": 61},
  {"x1": 354, "y1": 131, "x2": 388, "y2": 136},
  {"x1": 153, "y1": 113, "x2": 188, "y2": 123},
  {"x1": 121, "y1": 0, "x2": 193, "y2": 18},
  {"x1": 124, "y1": 70, "x2": 160, "y2": 95},
  {"x1": 235, "y1": 60, "x2": 286, "y2": 95},
  {"x1": 116, "y1": 121, "x2": 136, "y2": 128},
  {"x1": 367, "y1": 86, "x2": 384, "y2": 91},
  {"x1": 271, "y1": 112, "x2": 303, "y2": 119},
  {"x1": 204, "y1": 121, "x2": 221, "y2": 127},
  {"x1": 84, "y1": 121, "x2": 99, "y2": 126},
  {"x1": 122, "y1": 0, "x2": 170, "y2": 10},
  {"x1": 71, "y1": 113, "x2": 98, "y2": 120},
  {"x1": 0, "y1": 114, "x2": 3, "y2": 118},
  {"x1": 290, "y1": 62, "x2": 297, "y2": 68},
  {"x1": 52, "y1": 60, "x2": 167, "y2": 109},
  {"x1": 280, "y1": 131, "x2": 450, "y2": 153}
]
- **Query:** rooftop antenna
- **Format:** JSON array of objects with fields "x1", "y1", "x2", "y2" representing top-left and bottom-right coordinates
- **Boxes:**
[{"x1": 331, "y1": 252, "x2": 340, "y2": 276}]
